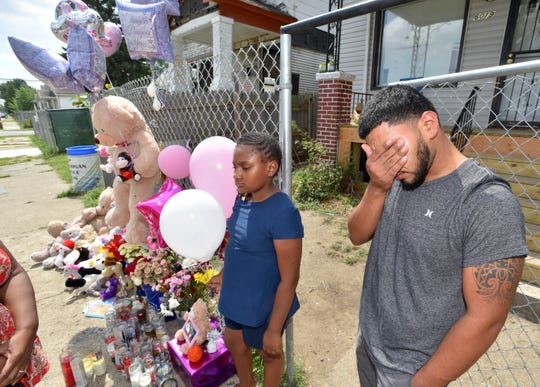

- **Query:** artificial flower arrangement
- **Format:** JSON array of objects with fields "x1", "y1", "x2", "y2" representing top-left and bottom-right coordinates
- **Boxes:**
[
  {"x1": 157, "y1": 263, "x2": 220, "y2": 316},
  {"x1": 113, "y1": 234, "x2": 227, "y2": 316}
]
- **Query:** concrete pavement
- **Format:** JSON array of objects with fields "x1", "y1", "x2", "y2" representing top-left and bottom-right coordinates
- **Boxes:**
[{"x1": 0, "y1": 119, "x2": 41, "y2": 158}]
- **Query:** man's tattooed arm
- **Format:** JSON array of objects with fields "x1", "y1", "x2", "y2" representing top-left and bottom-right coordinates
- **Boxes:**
[{"x1": 473, "y1": 257, "x2": 525, "y2": 305}]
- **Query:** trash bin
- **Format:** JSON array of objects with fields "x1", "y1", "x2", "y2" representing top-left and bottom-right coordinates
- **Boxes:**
[
  {"x1": 48, "y1": 108, "x2": 95, "y2": 151},
  {"x1": 66, "y1": 145, "x2": 104, "y2": 192}
]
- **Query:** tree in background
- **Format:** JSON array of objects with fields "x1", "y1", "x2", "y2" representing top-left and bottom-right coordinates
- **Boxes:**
[
  {"x1": 11, "y1": 87, "x2": 37, "y2": 112},
  {"x1": 0, "y1": 79, "x2": 35, "y2": 114}
]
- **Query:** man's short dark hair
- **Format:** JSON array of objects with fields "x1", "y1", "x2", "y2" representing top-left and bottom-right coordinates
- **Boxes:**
[{"x1": 358, "y1": 85, "x2": 438, "y2": 139}]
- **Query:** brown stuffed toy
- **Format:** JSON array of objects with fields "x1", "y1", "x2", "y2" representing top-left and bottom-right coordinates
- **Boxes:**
[
  {"x1": 92, "y1": 96, "x2": 161, "y2": 244},
  {"x1": 71, "y1": 187, "x2": 114, "y2": 235},
  {"x1": 175, "y1": 299, "x2": 212, "y2": 355}
]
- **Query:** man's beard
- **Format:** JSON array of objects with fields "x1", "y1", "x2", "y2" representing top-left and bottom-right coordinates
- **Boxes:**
[{"x1": 401, "y1": 138, "x2": 431, "y2": 191}]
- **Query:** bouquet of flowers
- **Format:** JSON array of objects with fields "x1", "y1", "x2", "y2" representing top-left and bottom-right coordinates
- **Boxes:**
[
  {"x1": 128, "y1": 248, "x2": 181, "y2": 288},
  {"x1": 158, "y1": 263, "x2": 220, "y2": 315}
]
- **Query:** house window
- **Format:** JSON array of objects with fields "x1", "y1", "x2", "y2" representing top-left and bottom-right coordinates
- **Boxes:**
[{"x1": 374, "y1": 0, "x2": 467, "y2": 86}]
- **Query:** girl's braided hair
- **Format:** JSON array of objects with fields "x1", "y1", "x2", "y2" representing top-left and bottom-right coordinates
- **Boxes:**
[{"x1": 237, "y1": 132, "x2": 282, "y2": 171}]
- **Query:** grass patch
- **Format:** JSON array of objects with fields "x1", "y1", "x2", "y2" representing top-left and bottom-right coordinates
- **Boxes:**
[
  {"x1": 29, "y1": 136, "x2": 106, "y2": 205},
  {"x1": 0, "y1": 155, "x2": 37, "y2": 167},
  {"x1": 252, "y1": 349, "x2": 306, "y2": 386},
  {"x1": 83, "y1": 186, "x2": 104, "y2": 208}
]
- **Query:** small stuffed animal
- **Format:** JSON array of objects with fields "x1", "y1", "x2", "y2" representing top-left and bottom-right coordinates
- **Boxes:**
[
  {"x1": 42, "y1": 239, "x2": 75, "y2": 270},
  {"x1": 115, "y1": 152, "x2": 141, "y2": 182},
  {"x1": 92, "y1": 96, "x2": 161, "y2": 244},
  {"x1": 30, "y1": 220, "x2": 70, "y2": 263},
  {"x1": 99, "y1": 146, "x2": 114, "y2": 174},
  {"x1": 175, "y1": 299, "x2": 212, "y2": 355},
  {"x1": 101, "y1": 261, "x2": 135, "y2": 298}
]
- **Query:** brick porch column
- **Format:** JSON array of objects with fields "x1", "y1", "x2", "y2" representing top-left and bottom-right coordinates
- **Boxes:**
[{"x1": 315, "y1": 71, "x2": 356, "y2": 162}]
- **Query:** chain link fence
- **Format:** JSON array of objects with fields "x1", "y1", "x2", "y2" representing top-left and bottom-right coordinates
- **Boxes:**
[
  {"x1": 90, "y1": 41, "x2": 284, "y2": 152},
  {"x1": 406, "y1": 75, "x2": 540, "y2": 386}
]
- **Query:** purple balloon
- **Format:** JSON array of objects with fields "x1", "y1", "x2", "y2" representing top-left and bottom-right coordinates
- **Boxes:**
[
  {"x1": 8, "y1": 36, "x2": 84, "y2": 94},
  {"x1": 116, "y1": 0, "x2": 174, "y2": 62},
  {"x1": 67, "y1": 24, "x2": 106, "y2": 93},
  {"x1": 131, "y1": 0, "x2": 180, "y2": 16}
]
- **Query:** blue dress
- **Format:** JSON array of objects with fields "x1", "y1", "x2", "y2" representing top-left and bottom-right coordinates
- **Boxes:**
[{"x1": 218, "y1": 192, "x2": 304, "y2": 327}]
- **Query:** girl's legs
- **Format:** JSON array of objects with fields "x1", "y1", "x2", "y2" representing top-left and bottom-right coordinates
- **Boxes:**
[
  {"x1": 260, "y1": 349, "x2": 284, "y2": 387},
  {"x1": 224, "y1": 327, "x2": 257, "y2": 387}
]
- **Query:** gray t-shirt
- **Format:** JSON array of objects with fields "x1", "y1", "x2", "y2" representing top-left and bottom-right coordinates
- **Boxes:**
[{"x1": 360, "y1": 158, "x2": 528, "y2": 374}]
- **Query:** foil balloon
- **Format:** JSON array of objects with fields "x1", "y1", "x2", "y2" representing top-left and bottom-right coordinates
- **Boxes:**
[
  {"x1": 8, "y1": 36, "x2": 84, "y2": 94},
  {"x1": 136, "y1": 178, "x2": 183, "y2": 249},
  {"x1": 116, "y1": 0, "x2": 174, "y2": 62},
  {"x1": 67, "y1": 25, "x2": 106, "y2": 93},
  {"x1": 52, "y1": 7, "x2": 106, "y2": 44},
  {"x1": 131, "y1": 0, "x2": 181, "y2": 16},
  {"x1": 53, "y1": 0, "x2": 89, "y2": 41},
  {"x1": 96, "y1": 22, "x2": 123, "y2": 57}
]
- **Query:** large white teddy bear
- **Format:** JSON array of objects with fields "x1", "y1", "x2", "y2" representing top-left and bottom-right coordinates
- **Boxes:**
[{"x1": 92, "y1": 96, "x2": 161, "y2": 244}]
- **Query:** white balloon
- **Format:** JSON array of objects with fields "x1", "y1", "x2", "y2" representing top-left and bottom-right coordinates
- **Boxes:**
[{"x1": 160, "y1": 189, "x2": 226, "y2": 262}]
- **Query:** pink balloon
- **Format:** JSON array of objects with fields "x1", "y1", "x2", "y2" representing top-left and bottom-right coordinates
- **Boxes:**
[
  {"x1": 136, "y1": 178, "x2": 183, "y2": 248},
  {"x1": 97, "y1": 22, "x2": 122, "y2": 57},
  {"x1": 189, "y1": 136, "x2": 237, "y2": 218},
  {"x1": 158, "y1": 145, "x2": 191, "y2": 179}
]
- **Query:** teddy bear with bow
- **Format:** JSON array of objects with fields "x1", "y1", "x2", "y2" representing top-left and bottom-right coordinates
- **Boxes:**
[{"x1": 92, "y1": 96, "x2": 161, "y2": 244}]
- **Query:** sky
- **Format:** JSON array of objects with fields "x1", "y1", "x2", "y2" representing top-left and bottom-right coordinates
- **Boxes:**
[{"x1": 0, "y1": 1, "x2": 74, "y2": 88}]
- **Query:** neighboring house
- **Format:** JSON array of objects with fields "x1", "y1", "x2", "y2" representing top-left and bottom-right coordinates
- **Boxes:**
[
  {"x1": 168, "y1": 0, "x2": 331, "y2": 94},
  {"x1": 168, "y1": 0, "x2": 538, "y2": 129},
  {"x1": 34, "y1": 84, "x2": 78, "y2": 110},
  {"x1": 338, "y1": 0, "x2": 538, "y2": 129}
]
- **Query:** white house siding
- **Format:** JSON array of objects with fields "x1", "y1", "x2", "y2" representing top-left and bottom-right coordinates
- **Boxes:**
[
  {"x1": 291, "y1": 47, "x2": 326, "y2": 93},
  {"x1": 282, "y1": 0, "x2": 335, "y2": 93},
  {"x1": 423, "y1": 0, "x2": 512, "y2": 129},
  {"x1": 285, "y1": 0, "x2": 328, "y2": 21},
  {"x1": 339, "y1": 11, "x2": 370, "y2": 94}
]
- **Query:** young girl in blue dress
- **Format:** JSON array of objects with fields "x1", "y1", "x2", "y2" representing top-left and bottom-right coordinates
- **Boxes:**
[{"x1": 209, "y1": 132, "x2": 304, "y2": 387}]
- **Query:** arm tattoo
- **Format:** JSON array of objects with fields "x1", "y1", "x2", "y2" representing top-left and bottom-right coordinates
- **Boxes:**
[{"x1": 473, "y1": 257, "x2": 523, "y2": 304}]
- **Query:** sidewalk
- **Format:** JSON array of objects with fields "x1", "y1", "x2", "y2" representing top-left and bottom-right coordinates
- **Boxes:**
[{"x1": 0, "y1": 119, "x2": 41, "y2": 157}]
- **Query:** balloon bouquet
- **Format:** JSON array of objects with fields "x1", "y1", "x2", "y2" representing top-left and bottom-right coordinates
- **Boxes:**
[
  {"x1": 8, "y1": 0, "x2": 122, "y2": 94},
  {"x1": 138, "y1": 136, "x2": 238, "y2": 264}
]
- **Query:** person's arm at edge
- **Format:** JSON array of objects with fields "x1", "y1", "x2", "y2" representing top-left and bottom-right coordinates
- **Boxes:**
[
  {"x1": 0, "y1": 241, "x2": 39, "y2": 385},
  {"x1": 263, "y1": 237, "x2": 302, "y2": 356},
  {"x1": 412, "y1": 256, "x2": 525, "y2": 387}
]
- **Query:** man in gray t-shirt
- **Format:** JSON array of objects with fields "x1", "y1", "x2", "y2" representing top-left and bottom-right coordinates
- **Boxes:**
[{"x1": 348, "y1": 85, "x2": 528, "y2": 386}]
